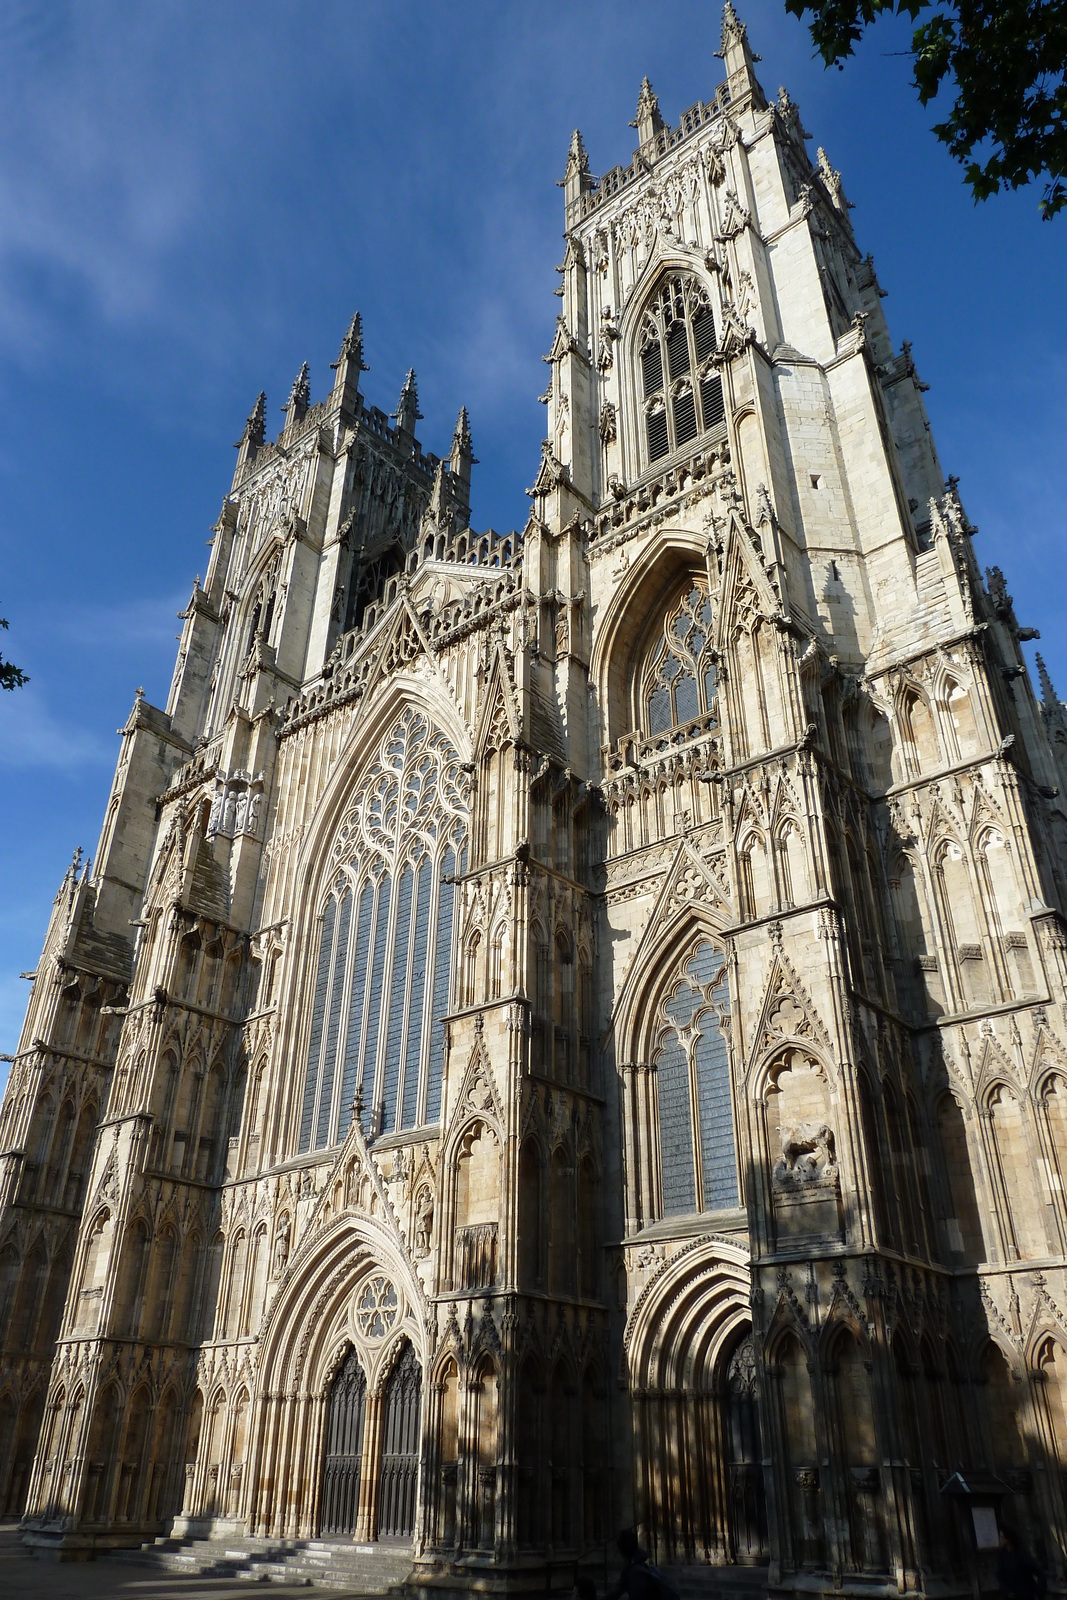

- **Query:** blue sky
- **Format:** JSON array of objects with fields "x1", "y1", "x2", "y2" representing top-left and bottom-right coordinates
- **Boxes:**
[{"x1": 1, "y1": 0, "x2": 1064, "y2": 1085}]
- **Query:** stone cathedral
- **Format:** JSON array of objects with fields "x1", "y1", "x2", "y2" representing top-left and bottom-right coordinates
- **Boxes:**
[{"x1": 6, "y1": 7, "x2": 1067, "y2": 1592}]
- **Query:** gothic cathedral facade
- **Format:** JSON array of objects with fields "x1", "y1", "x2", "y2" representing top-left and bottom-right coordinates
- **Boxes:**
[{"x1": 5, "y1": 8, "x2": 1067, "y2": 1592}]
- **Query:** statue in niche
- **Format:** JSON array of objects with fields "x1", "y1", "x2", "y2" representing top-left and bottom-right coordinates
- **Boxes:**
[
  {"x1": 272, "y1": 1213, "x2": 291, "y2": 1277},
  {"x1": 774, "y1": 1121, "x2": 836, "y2": 1187},
  {"x1": 414, "y1": 1187, "x2": 434, "y2": 1258}
]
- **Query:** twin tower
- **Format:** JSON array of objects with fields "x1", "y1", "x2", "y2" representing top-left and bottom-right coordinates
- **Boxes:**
[{"x1": 4, "y1": 7, "x2": 1067, "y2": 1593}]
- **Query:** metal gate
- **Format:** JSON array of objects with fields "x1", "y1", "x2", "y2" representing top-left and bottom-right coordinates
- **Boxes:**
[
  {"x1": 320, "y1": 1347, "x2": 367, "y2": 1535},
  {"x1": 377, "y1": 1342, "x2": 421, "y2": 1539}
]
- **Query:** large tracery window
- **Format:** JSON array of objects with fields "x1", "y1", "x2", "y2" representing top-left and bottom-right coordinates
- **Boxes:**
[
  {"x1": 639, "y1": 275, "x2": 725, "y2": 465},
  {"x1": 655, "y1": 940, "x2": 737, "y2": 1215},
  {"x1": 298, "y1": 709, "x2": 470, "y2": 1152},
  {"x1": 643, "y1": 579, "x2": 718, "y2": 735}
]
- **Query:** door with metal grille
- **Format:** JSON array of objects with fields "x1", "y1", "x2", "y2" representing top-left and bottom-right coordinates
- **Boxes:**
[
  {"x1": 377, "y1": 1342, "x2": 421, "y2": 1539},
  {"x1": 320, "y1": 1347, "x2": 367, "y2": 1536}
]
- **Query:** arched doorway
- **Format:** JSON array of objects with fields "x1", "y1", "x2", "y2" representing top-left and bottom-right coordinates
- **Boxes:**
[
  {"x1": 321, "y1": 1347, "x2": 367, "y2": 1536},
  {"x1": 723, "y1": 1335, "x2": 768, "y2": 1562},
  {"x1": 378, "y1": 1341, "x2": 421, "y2": 1539}
]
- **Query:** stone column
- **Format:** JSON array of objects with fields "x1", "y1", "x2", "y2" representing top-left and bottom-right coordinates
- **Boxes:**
[{"x1": 355, "y1": 1389, "x2": 384, "y2": 1543}]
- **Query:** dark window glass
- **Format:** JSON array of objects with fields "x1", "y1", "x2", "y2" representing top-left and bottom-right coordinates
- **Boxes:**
[
  {"x1": 673, "y1": 388, "x2": 697, "y2": 445},
  {"x1": 647, "y1": 407, "x2": 669, "y2": 461},
  {"x1": 641, "y1": 343, "x2": 662, "y2": 396},
  {"x1": 700, "y1": 375, "x2": 725, "y2": 430},
  {"x1": 666, "y1": 320, "x2": 690, "y2": 380}
]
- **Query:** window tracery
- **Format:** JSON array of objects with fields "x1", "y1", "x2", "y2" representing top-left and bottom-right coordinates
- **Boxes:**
[
  {"x1": 639, "y1": 275, "x2": 725, "y2": 465},
  {"x1": 655, "y1": 940, "x2": 737, "y2": 1215},
  {"x1": 642, "y1": 580, "x2": 718, "y2": 735},
  {"x1": 298, "y1": 709, "x2": 470, "y2": 1152}
]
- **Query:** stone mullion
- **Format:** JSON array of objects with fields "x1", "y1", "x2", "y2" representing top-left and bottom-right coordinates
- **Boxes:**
[
  {"x1": 421, "y1": 1377, "x2": 445, "y2": 1549},
  {"x1": 277, "y1": 1392, "x2": 300, "y2": 1537},
  {"x1": 809, "y1": 1354, "x2": 850, "y2": 1579},
  {"x1": 642, "y1": 1063, "x2": 660, "y2": 1226},
  {"x1": 869, "y1": 1310, "x2": 922, "y2": 1592},
  {"x1": 817, "y1": 909, "x2": 880, "y2": 1253},
  {"x1": 354, "y1": 1386, "x2": 384, "y2": 1542},
  {"x1": 759, "y1": 1358, "x2": 792, "y2": 1584},
  {"x1": 1034, "y1": 1099, "x2": 1067, "y2": 1255},
  {"x1": 261, "y1": 1393, "x2": 287, "y2": 1537},
  {"x1": 299, "y1": 1392, "x2": 326, "y2": 1536},
  {"x1": 496, "y1": 1302, "x2": 517, "y2": 1557},
  {"x1": 1025, "y1": 1369, "x2": 1067, "y2": 1576},
  {"x1": 458, "y1": 1375, "x2": 481, "y2": 1551},
  {"x1": 977, "y1": 1107, "x2": 1016, "y2": 1262}
]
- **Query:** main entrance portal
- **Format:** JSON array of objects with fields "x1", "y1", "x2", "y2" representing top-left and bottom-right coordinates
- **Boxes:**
[
  {"x1": 321, "y1": 1348, "x2": 367, "y2": 1536},
  {"x1": 379, "y1": 1343, "x2": 421, "y2": 1539},
  {"x1": 319, "y1": 1340, "x2": 422, "y2": 1541}
]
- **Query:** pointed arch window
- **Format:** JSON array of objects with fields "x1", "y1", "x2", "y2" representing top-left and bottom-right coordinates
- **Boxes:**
[
  {"x1": 642, "y1": 578, "x2": 718, "y2": 735},
  {"x1": 655, "y1": 940, "x2": 737, "y2": 1215},
  {"x1": 639, "y1": 275, "x2": 725, "y2": 465},
  {"x1": 298, "y1": 709, "x2": 470, "y2": 1152}
]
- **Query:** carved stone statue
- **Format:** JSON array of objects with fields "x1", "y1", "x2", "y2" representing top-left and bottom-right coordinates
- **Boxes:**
[
  {"x1": 272, "y1": 1214, "x2": 291, "y2": 1277},
  {"x1": 774, "y1": 1121, "x2": 837, "y2": 1188},
  {"x1": 414, "y1": 1188, "x2": 433, "y2": 1258}
]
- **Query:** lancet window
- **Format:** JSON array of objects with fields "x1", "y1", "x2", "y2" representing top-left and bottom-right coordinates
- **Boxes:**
[
  {"x1": 298, "y1": 709, "x2": 470, "y2": 1151},
  {"x1": 655, "y1": 940, "x2": 737, "y2": 1214},
  {"x1": 638, "y1": 274, "x2": 725, "y2": 465},
  {"x1": 642, "y1": 579, "x2": 718, "y2": 735}
]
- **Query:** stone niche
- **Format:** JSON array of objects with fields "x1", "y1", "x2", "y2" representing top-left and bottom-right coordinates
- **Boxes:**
[{"x1": 765, "y1": 1047, "x2": 842, "y2": 1244}]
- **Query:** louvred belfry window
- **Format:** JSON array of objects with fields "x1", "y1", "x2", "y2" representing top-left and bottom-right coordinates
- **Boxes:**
[
  {"x1": 642, "y1": 578, "x2": 718, "y2": 735},
  {"x1": 639, "y1": 275, "x2": 725, "y2": 465},
  {"x1": 298, "y1": 709, "x2": 470, "y2": 1152}
]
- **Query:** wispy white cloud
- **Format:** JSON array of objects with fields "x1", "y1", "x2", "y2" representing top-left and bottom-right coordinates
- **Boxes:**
[
  {"x1": 0, "y1": 683, "x2": 114, "y2": 772},
  {"x1": 50, "y1": 591, "x2": 189, "y2": 654}
]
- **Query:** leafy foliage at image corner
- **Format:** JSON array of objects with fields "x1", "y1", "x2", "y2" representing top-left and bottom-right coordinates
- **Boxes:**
[
  {"x1": 0, "y1": 614, "x2": 28, "y2": 691},
  {"x1": 784, "y1": 0, "x2": 1067, "y2": 218}
]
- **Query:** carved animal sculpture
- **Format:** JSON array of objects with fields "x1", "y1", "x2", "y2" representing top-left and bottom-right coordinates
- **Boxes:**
[{"x1": 780, "y1": 1121, "x2": 835, "y2": 1178}]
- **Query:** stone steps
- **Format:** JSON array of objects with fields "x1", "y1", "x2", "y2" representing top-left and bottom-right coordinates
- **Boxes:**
[{"x1": 116, "y1": 1534, "x2": 414, "y2": 1590}]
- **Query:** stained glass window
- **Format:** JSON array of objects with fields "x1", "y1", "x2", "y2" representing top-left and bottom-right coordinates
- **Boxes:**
[
  {"x1": 639, "y1": 275, "x2": 726, "y2": 465},
  {"x1": 643, "y1": 580, "x2": 718, "y2": 735},
  {"x1": 655, "y1": 940, "x2": 737, "y2": 1215},
  {"x1": 299, "y1": 709, "x2": 470, "y2": 1151}
]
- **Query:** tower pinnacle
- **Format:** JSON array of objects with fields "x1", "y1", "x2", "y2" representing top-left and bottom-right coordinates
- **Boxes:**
[
  {"x1": 393, "y1": 368, "x2": 422, "y2": 446},
  {"x1": 449, "y1": 406, "x2": 477, "y2": 504},
  {"x1": 283, "y1": 361, "x2": 310, "y2": 427},
  {"x1": 560, "y1": 128, "x2": 596, "y2": 210},
  {"x1": 630, "y1": 77, "x2": 665, "y2": 147},
  {"x1": 330, "y1": 312, "x2": 368, "y2": 413},
  {"x1": 233, "y1": 390, "x2": 266, "y2": 480},
  {"x1": 717, "y1": 1, "x2": 762, "y2": 101}
]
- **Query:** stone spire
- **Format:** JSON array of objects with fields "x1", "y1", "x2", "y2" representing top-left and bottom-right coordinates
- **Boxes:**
[
  {"x1": 330, "y1": 311, "x2": 368, "y2": 412},
  {"x1": 233, "y1": 391, "x2": 266, "y2": 479},
  {"x1": 1037, "y1": 653, "x2": 1059, "y2": 709},
  {"x1": 559, "y1": 128, "x2": 596, "y2": 213},
  {"x1": 283, "y1": 361, "x2": 310, "y2": 428},
  {"x1": 630, "y1": 77, "x2": 665, "y2": 147},
  {"x1": 392, "y1": 368, "x2": 422, "y2": 448},
  {"x1": 717, "y1": 2, "x2": 762, "y2": 101},
  {"x1": 449, "y1": 406, "x2": 477, "y2": 505},
  {"x1": 241, "y1": 391, "x2": 266, "y2": 448}
]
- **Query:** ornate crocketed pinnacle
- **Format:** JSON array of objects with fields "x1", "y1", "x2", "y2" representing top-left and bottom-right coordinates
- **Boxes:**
[
  {"x1": 562, "y1": 128, "x2": 589, "y2": 182},
  {"x1": 451, "y1": 405, "x2": 474, "y2": 458},
  {"x1": 817, "y1": 146, "x2": 851, "y2": 210},
  {"x1": 717, "y1": 1, "x2": 761, "y2": 71},
  {"x1": 721, "y1": 0, "x2": 745, "y2": 45},
  {"x1": 393, "y1": 368, "x2": 423, "y2": 432},
  {"x1": 284, "y1": 361, "x2": 310, "y2": 413},
  {"x1": 630, "y1": 77, "x2": 665, "y2": 145},
  {"x1": 238, "y1": 391, "x2": 266, "y2": 449},
  {"x1": 1037, "y1": 653, "x2": 1059, "y2": 709},
  {"x1": 331, "y1": 311, "x2": 369, "y2": 373}
]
